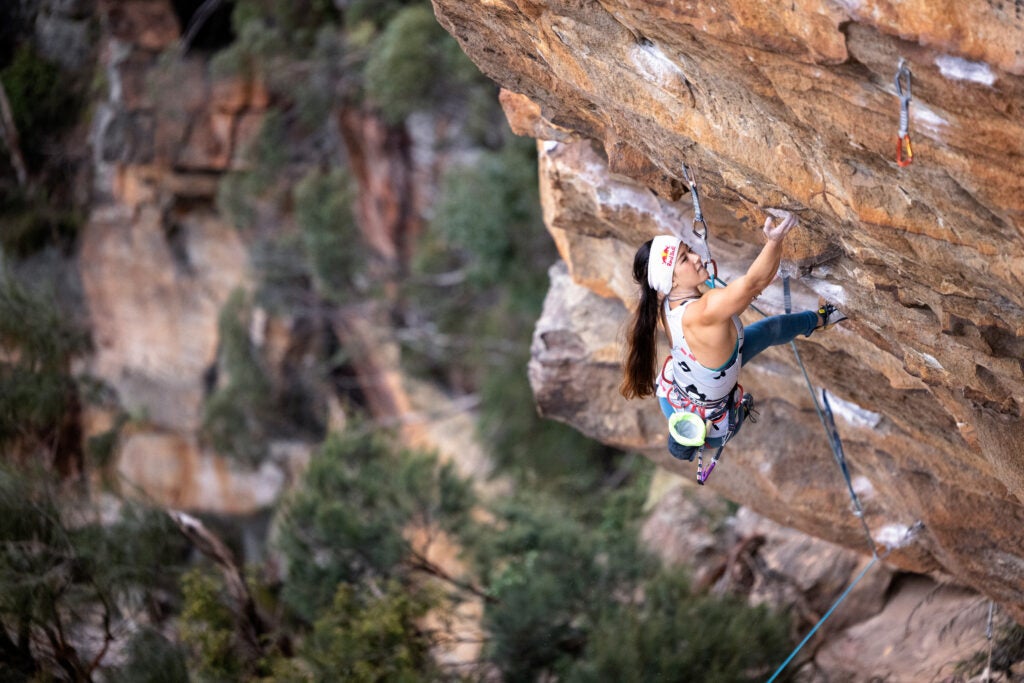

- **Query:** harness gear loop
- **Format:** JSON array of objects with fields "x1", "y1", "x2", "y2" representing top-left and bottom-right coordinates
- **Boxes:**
[
  {"x1": 894, "y1": 60, "x2": 913, "y2": 167},
  {"x1": 681, "y1": 163, "x2": 717, "y2": 287}
]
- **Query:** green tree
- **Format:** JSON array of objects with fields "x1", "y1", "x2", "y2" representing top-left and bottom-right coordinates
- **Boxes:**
[
  {"x1": 274, "y1": 581, "x2": 445, "y2": 682},
  {"x1": 0, "y1": 44, "x2": 82, "y2": 170},
  {"x1": 294, "y1": 167, "x2": 364, "y2": 303},
  {"x1": 409, "y1": 134, "x2": 621, "y2": 496},
  {"x1": 567, "y1": 572, "x2": 793, "y2": 682},
  {"x1": 106, "y1": 628, "x2": 190, "y2": 683},
  {"x1": 179, "y1": 568, "x2": 249, "y2": 682},
  {"x1": 363, "y1": 4, "x2": 485, "y2": 124},
  {"x1": 230, "y1": 0, "x2": 341, "y2": 50},
  {"x1": 470, "y1": 487, "x2": 656, "y2": 682},
  {"x1": 201, "y1": 288, "x2": 275, "y2": 467},
  {"x1": 0, "y1": 271, "x2": 88, "y2": 453},
  {"x1": 0, "y1": 463, "x2": 189, "y2": 680},
  {"x1": 274, "y1": 426, "x2": 476, "y2": 623}
]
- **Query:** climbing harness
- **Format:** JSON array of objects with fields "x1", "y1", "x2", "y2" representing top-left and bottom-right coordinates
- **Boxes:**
[
  {"x1": 682, "y1": 163, "x2": 717, "y2": 286},
  {"x1": 895, "y1": 60, "x2": 914, "y2": 167},
  {"x1": 666, "y1": 376, "x2": 753, "y2": 485}
]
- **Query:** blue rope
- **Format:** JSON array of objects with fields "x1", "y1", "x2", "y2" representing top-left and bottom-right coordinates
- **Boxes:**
[
  {"x1": 765, "y1": 555, "x2": 879, "y2": 683},
  {"x1": 715, "y1": 275, "x2": 882, "y2": 678}
]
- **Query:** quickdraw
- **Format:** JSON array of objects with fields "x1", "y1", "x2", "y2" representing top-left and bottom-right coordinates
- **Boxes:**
[
  {"x1": 682, "y1": 163, "x2": 717, "y2": 286},
  {"x1": 695, "y1": 389, "x2": 753, "y2": 485},
  {"x1": 894, "y1": 60, "x2": 913, "y2": 167}
]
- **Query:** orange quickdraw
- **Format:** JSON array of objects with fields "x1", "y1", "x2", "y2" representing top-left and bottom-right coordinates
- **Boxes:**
[
  {"x1": 894, "y1": 60, "x2": 913, "y2": 167},
  {"x1": 896, "y1": 134, "x2": 913, "y2": 167}
]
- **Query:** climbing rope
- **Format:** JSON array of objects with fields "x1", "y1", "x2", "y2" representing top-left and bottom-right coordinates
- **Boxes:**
[
  {"x1": 682, "y1": 164, "x2": 718, "y2": 287},
  {"x1": 985, "y1": 600, "x2": 995, "y2": 682},
  {"x1": 766, "y1": 555, "x2": 879, "y2": 683},
  {"x1": 685, "y1": 189, "x2": 921, "y2": 680},
  {"x1": 895, "y1": 60, "x2": 913, "y2": 167}
]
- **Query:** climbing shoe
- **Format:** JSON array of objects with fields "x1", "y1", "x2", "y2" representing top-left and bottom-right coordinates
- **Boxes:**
[{"x1": 817, "y1": 302, "x2": 848, "y2": 330}]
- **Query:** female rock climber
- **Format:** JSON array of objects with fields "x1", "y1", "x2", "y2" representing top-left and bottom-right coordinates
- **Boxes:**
[{"x1": 620, "y1": 209, "x2": 845, "y2": 461}]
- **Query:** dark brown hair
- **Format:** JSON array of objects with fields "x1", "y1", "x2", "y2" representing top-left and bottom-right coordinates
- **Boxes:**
[{"x1": 620, "y1": 239, "x2": 661, "y2": 399}]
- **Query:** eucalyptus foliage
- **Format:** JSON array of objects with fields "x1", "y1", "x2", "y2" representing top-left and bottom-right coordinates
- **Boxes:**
[
  {"x1": 363, "y1": 4, "x2": 484, "y2": 124},
  {"x1": 201, "y1": 289, "x2": 275, "y2": 467},
  {"x1": 0, "y1": 464, "x2": 188, "y2": 680},
  {"x1": 0, "y1": 272, "x2": 87, "y2": 448},
  {"x1": 274, "y1": 426, "x2": 475, "y2": 623},
  {"x1": 294, "y1": 167, "x2": 363, "y2": 303}
]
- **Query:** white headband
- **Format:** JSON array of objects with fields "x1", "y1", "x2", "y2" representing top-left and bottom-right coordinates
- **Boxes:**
[{"x1": 647, "y1": 235, "x2": 681, "y2": 295}]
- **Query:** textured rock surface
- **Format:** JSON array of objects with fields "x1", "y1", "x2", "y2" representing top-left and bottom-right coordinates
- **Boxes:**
[{"x1": 434, "y1": 0, "x2": 1024, "y2": 621}]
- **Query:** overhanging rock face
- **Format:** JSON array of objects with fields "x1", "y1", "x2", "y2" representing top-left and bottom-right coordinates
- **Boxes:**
[{"x1": 433, "y1": 0, "x2": 1024, "y2": 621}]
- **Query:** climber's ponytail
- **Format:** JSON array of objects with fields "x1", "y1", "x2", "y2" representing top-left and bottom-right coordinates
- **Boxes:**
[{"x1": 621, "y1": 240, "x2": 662, "y2": 399}]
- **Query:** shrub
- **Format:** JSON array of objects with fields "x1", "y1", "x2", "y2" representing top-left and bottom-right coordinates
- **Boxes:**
[
  {"x1": 363, "y1": 4, "x2": 483, "y2": 124},
  {"x1": 473, "y1": 491, "x2": 656, "y2": 681},
  {"x1": 0, "y1": 466, "x2": 188, "y2": 681},
  {"x1": 294, "y1": 167, "x2": 363, "y2": 303},
  {"x1": 0, "y1": 44, "x2": 82, "y2": 170},
  {"x1": 106, "y1": 628, "x2": 190, "y2": 683},
  {"x1": 215, "y1": 110, "x2": 291, "y2": 231},
  {"x1": 179, "y1": 568, "x2": 246, "y2": 681},
  {"x1": 274, "y1": 426, "x2": 475, "y2": 623},
  {"x1": 290, "y1": 581, "x2": 444, "y2": 682},
  {"x1": 201, "y1": 289, "x2": 274, "y2": 467},
  {"x1": 432, "y1": 137, "x2": 549, "y2": 291},
  {"x1": 0, "y1": 271, "x2": 88, "y2": 447},
  {"x1": 0, "y1": 188, "x2": 82, "y2": 257},
  {"x1": 567, "y1": 572, "x2": 793, "y2": 683},
  {"x1": 230, "y1": 0, "x2": 341, "y2": 50}
]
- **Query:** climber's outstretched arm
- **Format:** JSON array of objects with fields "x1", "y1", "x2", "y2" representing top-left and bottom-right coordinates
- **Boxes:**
[{"x1": 691, "y1": 210, "x2": 797, "y2": 325}]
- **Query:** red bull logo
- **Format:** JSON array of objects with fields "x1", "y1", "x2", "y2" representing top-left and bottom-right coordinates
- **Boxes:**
[{"x1": 661, "y1": 244, "x2": 677, "y2": 267}]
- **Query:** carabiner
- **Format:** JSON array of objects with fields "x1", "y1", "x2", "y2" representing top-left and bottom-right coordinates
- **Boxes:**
[
  {"x1": 704, "y1": 258, "x2": 718, "y2": 283},
  {"x1": 693, "y1": 216, "x2": 708, "y2": 241},
  {"x1": 896, "y1": 134, "x2": 913, "y2": 167},
  {"x1": 682, "y1": 163, "x2": 705, "y2": 237},
  {"x1": 894, "y1": 60, "x2": 912, "y2": 107}
]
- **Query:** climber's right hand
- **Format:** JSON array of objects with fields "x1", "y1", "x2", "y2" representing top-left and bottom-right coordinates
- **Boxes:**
[{"x1": 763, "y1": 208, "x2": 797, "y2": 242}]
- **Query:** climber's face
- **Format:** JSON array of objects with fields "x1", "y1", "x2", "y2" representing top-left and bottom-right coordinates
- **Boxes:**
[{"x1": 673, "y1": 245, "x2": 708, "y2": 289}]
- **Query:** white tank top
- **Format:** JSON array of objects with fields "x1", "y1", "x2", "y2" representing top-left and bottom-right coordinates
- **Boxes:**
[{"x1": 656, "y1": 298, "x2": 744, "y2": 413}]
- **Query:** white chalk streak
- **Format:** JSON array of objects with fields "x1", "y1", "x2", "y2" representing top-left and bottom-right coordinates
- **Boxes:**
[
  {"x1": 875, "y1": 523, "x2": 913, "y2": 548},
  {"x1": 629, "y1": 43, "x2": 684, "y2": 89},
  {"x1": 935, "y1": 55, "x2": 996, "y2": 86},
  {"x1": 827, "y1": 393, "x2": 882, "y2": 430}
]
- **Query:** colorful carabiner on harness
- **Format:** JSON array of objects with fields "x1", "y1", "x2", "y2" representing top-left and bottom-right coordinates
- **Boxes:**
[{"x1": 894, "y1": 60, "x2": 913, "y2": 167}]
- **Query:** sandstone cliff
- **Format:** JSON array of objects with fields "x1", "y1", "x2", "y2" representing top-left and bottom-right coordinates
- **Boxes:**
[{"x1": 433, "y1": 0, "x2": 1024, "y2": 622}]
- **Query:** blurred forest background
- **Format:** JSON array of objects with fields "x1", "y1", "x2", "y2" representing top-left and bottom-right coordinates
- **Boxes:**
[{"x1": 0, "y1": 0, "x2": 797, "y2": 680}]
